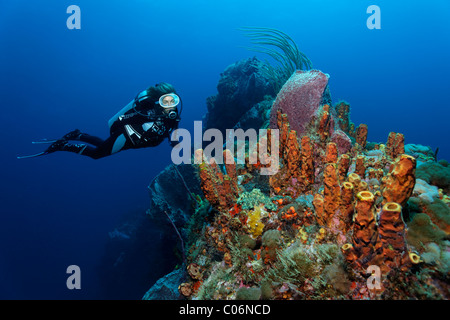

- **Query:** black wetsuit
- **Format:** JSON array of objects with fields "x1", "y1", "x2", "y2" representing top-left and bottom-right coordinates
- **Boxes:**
[{"x1": 62, "y1": 96, "x2": 179, "y2": 159}]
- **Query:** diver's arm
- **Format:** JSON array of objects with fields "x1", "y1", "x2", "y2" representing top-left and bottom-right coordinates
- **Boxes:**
[{"x1": 167, "y1": 120, "x2": 180, "y2": 147}]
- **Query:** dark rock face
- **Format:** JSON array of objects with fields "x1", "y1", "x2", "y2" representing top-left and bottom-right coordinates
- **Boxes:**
[
  {"x1": 99, "y1": 164, "x2": 201, "y2": 300},
  {"x1": 98, "y1": 209, "x2": 178, "y2": 299},
  {"x1": 203, "y1": 57, "x2": 276, "y2": 134},
  {"x1": 147, "y1": 163, "x2": 202, "y2": 234},
  {"x1": 233, "y1": 97, "x2": 274, "y2": 131},
  {"x1": 142, "y1": 267, "x2": 186, "y2": 300}
]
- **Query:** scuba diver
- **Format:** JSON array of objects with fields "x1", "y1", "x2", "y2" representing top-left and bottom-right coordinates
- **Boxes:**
[{"x1": 18, "y1": 82, "x2": 182, "y2": 159}]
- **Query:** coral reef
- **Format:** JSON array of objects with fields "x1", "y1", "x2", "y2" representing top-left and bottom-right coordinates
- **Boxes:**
[{"x1": 144, "y1": 61, "x2": 450, "y2": 301}]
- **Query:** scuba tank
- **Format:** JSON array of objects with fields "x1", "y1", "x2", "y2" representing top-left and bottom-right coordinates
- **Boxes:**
[{"x1": 107, "y1": 90, "x2": 150, "y2": 129}]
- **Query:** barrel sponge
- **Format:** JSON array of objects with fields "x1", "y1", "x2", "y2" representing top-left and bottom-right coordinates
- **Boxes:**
[
  {"x1": 269, "y1": 70, "x2": 330, "y2": 137},
  {"x1": 416, "y1": 161, "x2": 450, "y2": 193}
]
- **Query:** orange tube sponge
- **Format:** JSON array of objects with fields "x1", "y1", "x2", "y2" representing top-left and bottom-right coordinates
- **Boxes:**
[
  {"x1": 276, "y1": 109, "x2": 282, "y2": 131},
  {"x1": 341, "y1": 243, "x2": 358, "y2": 264},
  {"x1": 300, "y1": 136, "x2": 314, "y2": 186},
  {"x1": 375, "y1": 202, "x2": 407, "y2": 271},
  {"x1": 323, "y1": 163, "x2": 340, "y2": 227},
  {"x1": 209, "y1": 157, "x2": 224, "y2": 184},
  {"x1": 318, "y1": 104, "x2": 331, "y2": 142},
  {"x1": 355, "y1": 155, "x2": 366, "y2": 179},
  {"x1": 279, "y1": 113, "x2": 290, "y2": 159},
  {"x1": 335, "y1": 101, "x2": 352, "y2": 135},
  {"x1": 356, "y1": 124, "x2": 368, "y2": 148},
  {"x1": 197, "y1": 149, "x2": 238, "y2": 210},
  {"x1": 337, "y1": 154, "x2": 351, "y2": 183},
  {"x1": 340, "y1": 182, "x2": 354, "y2": 231},
  {"x1": 178, "y1": 282, "x2": 193, "y2": 297},
  {"x1": 187, "y1": 263, "x2": 203, "y2": 281},
  {"x1": 325, "y1": 142, "x2": 338, "y2": 164},
  {"x1": 313, "y1": 193, "x2": 325, "y2": 226},
  {"x1": 198, "y1": 152, "x2": 221, "y2": 209},
  {"x1": 385, "y1": 132, "x2": 396, "y2": 159},
  {"x1": 355, "y1": 180, "x2": 369, "y2": 195},
  {"x1": 347, "y1": 173, "x2": 361, "y2": 186},
  {"x1": 375, "y1": 168, "x2": 385, "y2": 181},
  {"x1": 385, "y1": 132, "x2": 405, "y2": 160},
  {"x1": 285, "y1": 130, "x2": 300, "y2": 178},
  {"x1": 382, "y1": 154, "x2": 416, "y2": 206},
  {"x1": 394, "y1": 133, "x2": 405, "y2": 158},
  {"x1": 368, "y1": 167, "x2": 384, "y2": 181},
  {"x1": 378, "y1": 202, "x2": 406, "y2": 249},
  {"x1": 223, "y1": 149, "x2": 237, "y2": 189},
  {"x1": 368, "y1": 168, "x2": 376, "y2": 180},
  {"x1": 352, "y1": 191, "x2": 378, "y2": 264}
]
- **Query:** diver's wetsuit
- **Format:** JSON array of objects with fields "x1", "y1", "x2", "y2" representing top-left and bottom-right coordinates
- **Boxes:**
[{"x1": 55, "y1": 94, "x2": 179, "y2": 159}]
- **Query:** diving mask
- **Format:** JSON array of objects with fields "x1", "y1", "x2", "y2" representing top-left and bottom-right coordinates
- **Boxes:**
[{"x1": 158, "y1": 93, "x2": 180, "y2": 109}]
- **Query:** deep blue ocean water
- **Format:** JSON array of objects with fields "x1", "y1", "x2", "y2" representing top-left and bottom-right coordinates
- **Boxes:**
[{"x1": 0, "y1": 0, "x2": 449, "y2": 299}]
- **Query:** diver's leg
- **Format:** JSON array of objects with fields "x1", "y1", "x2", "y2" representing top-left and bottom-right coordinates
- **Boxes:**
[
  {"x1": 77, "y1": 133, "x2": 105, "y2": 147},
  {"x1": 81, "y1": 133, "x2": 129, "y2": 159},
  {"x1": 45, "y1": 133, "x2": 130, "y2": 159},
  {"x1": 62, "y1": 129, "x2": 104, "y2": 146}
]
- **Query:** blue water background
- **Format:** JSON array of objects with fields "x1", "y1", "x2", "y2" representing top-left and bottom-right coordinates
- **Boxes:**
[{"x1": 0, "y1": 0, "x2": 449, "y2": 299}]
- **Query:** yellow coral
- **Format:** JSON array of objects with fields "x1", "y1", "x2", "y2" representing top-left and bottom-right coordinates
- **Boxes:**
[
  {"x1": 315, "y1": 227, "x2": 326, "y2": 242},
  {"x1": 247, "y1": 205, "x2": 267, "y2": 238},
  {"x1": 297, "y1": 227, "x2": 308, "y2": 244}
]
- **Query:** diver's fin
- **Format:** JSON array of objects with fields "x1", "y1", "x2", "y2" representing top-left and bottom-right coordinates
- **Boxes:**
[
  {"x1": 32, "y1": 139, "x2": 58, "y2": 144},
  {"x1": 17, "y1": 151, "x2": 49, "y2": 159}
]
